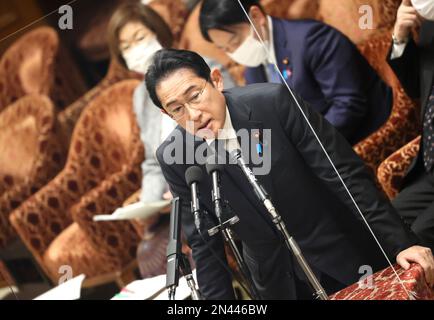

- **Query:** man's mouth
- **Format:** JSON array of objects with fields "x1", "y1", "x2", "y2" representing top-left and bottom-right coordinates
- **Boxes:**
[{"x1": 198, "y1": 119, "x2": 212, "y2": 131}]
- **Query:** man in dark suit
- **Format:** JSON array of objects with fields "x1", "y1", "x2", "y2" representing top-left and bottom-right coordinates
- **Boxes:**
[
  {"x1": 388, "y1": 0, "x2": 434, "y2": 252},
  {"x1": 145, "y1": 48, "x2": 434, "y2": 300},
  {"x1": 198, "y1": 0, "x2": 392, "y2": 145}
]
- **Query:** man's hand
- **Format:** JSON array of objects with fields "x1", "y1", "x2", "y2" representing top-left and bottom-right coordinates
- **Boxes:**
[
  {"x1": 160, "y1": 191, "x2": 173, "y2": 214},
  {"x1": 397, "y1": 245, "x2": 434, "y2": 287},
  {"x1": 163, "y1": 191, "x2": 173, "y2": 200},
  {"x1": 393, "y1": 0, "x2": 423, "y2": 42}
]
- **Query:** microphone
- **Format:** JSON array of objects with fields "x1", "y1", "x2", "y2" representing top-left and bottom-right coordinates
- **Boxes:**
[
  {"x1": 185, "y1": 166, "x2": 204, "y2": 233},
  {"x1": 165, "y1": 197, "x2": 202, "y2": 300},
  {"x1": 205, "y1": 155, "x2": 261, "y2": 300},
  {"x1": 166, "y1": 197, "x2": 182, "y2": 298},
  {"x1": 206, "y1": 157, "x2": 224, "y2": 222},
  {"x1": 231, "y1": 149, "x2": 329, "y2": 300},
  {"x1": 206, "y1": 156, "x2": 239, "y2": 235}
]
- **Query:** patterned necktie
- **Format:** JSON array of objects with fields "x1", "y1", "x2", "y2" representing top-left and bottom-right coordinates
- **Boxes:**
[{"x1": 422, "y1": 85, "x2": 434, "y2": 172}]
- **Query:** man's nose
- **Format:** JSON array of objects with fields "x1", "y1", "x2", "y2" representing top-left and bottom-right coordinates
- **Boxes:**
[{"x1": 187, "y1": 106, "x2": 202, "y2": 121}]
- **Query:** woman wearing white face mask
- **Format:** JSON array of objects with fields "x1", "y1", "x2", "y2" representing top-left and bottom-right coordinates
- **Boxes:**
[
  {"x1": 107, "y1": 2, "x2": 178, "y2": 279},
  {"x1": 108, "y1": 2, "x2": 176, "y2": 207}
]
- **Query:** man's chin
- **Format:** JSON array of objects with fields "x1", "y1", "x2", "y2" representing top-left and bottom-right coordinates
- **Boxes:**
[{"x1": 196, "y1": 128, "x2": 217, "y2": 140}]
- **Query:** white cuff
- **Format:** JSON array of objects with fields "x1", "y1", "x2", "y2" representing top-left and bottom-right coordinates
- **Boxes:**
[{"x1": 390, "y1": 42, "x2": 408, "y2": 60}]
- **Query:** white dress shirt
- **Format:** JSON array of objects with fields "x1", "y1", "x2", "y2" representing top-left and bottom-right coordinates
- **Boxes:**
[
  {"x1": 390, "y1": 41, "x2": 409, "y2": 60},
  {"x1": 205, "y1": 107, "x2": 240, "y2": 154}
]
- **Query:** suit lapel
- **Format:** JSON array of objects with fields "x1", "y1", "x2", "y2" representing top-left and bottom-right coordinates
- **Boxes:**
[
  {"x1": 272, "y1": 18, "x2": 293, "y2": 84},
  {"x1": 222, "y1": 92, "x2": 277, "y2": 230}
]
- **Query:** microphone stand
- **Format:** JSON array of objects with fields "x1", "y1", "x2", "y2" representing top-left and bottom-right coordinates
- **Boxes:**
[
  {"x1": 206, "y1": 160, "x2": 261, "y2": 300},
  {"x1": 232, "y1": 150, "x2": 329, "y2": 300},
  {"x1": 210, "y1": 199, "x2": 262, "y2": 300},
  {"x1": 166, "y1": 197, "x2": 201, "y2": 300}
]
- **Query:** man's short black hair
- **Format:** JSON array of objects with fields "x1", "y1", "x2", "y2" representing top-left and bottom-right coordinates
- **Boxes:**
[
  {"x1": 145, "y1": 49, "x2": 211, "y2": 109},
  {"x1": 199, "y1": 0, "x2": 264, "y2": 42}
]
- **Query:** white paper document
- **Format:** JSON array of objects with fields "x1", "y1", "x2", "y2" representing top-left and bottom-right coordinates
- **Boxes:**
[
  {"x1": 34, "y1": 274, "x2": 86, "y2": 300},
  {"x1": 112, "y1": 270, "x2": 197, "y2": 300},
  {"x1": 93, "y1": 200, "x2": 171, "y2": 221}
]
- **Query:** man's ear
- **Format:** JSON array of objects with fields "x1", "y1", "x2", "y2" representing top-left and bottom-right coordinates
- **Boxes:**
[
  {"x1": 210, "y1": 67, "x2": 224, "y2": 91},
  {"x1": 248, "y1": 6, "x2": 267, "y2": 27}
]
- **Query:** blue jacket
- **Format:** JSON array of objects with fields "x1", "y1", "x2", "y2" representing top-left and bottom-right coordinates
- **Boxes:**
[{"x1": 245, "y1": 18, "x2": 392, "y2": 144}]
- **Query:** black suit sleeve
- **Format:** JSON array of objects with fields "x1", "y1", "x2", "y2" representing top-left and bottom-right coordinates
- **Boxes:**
[
  {"x1": 272, "y1": 85, "x2": 419, "y2": 259},
  {"x1": 387, "y1": 39, "x2": 420, "y2": 99},
  {"x1": 156, "y1": 146, "x2": 235, "y2": 300}
]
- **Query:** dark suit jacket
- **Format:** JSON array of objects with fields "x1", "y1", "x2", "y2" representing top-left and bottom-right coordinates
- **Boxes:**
[
  {"x1": 157, "y1": 83, "x2": 418, "y2": 300},
  {"x1": 245, "y1": 18, "x2": 392, "y2": 145},
  {"x1": 387, "y1": 21, "x2": 434, "y2": 186}
]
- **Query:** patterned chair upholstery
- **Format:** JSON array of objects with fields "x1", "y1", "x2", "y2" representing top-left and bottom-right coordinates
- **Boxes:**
[
  {"x1": 259, "y1": 0, "x2": 401, "y2": 44},
  {"x1": 377, "y1": 136, "x2": 421, "y2": 199},
  {"x1": 0, "y1": 26, "x2": 86, "y2": 114},
  {"x1": 261, "y1": 0, "x2": 320, "y2": 20},
  {"x1": 0, "y1": 260, "x2": 15, "y2": 287},
  {"x1": 352, "y1": 30, "x2": 420, "y2": 175},
  {"x1": 319, "y1": 0, "x2": 401, "y2": 45},
  {"x1": 0, "y1": 95, "x2": 66, "y2": 248},
  {"x1": 9, "y1": 80, "x2": 144, "y2": 285},
  {"x1": 57, "y1": 59, "x2": 140, "y2": 146},
  {"x1": 331, "y1": 264, "x2": 434, "y2": 300}
]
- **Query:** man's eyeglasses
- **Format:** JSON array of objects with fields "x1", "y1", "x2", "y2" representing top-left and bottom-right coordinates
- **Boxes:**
[{"x1": 165, "y1": 80, "x2": 208, "y2": 121}]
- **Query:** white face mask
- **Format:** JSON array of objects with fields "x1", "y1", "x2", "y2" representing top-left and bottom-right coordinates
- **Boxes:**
[
  {"x1": 411, "y1": 0, "x2": 434, "y2": 21},
  {"x1": 122, "y1": 36, "x2": 162, "y2": 74},
  {"x1": 227, "y1": 26, "x2": 269, "y2": 67}
]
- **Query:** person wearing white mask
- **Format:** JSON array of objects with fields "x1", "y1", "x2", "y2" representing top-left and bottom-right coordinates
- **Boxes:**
[
  {"x1": 388, "y1": 0, "x2": 434, "y2": 252},
  {"x1": 108, "y1": 2, "x2": 177, "y2": 208},
  {"x1": 412, "y1": 0, "x2": 434, "y2": 21},
  {"x1": 199, "y1": 0, "x2": 394, "y2": 145},
  {"x1": 107, "y1": 3, "x2": 178, "y2": 279}
]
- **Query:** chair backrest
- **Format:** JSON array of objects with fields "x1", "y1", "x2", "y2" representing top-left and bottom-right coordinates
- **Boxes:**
[
  {"x1": 353, "y1": 30, "x2": 420, "y2": 172},
  {"x1": 0, "y1": 95, "x2": 57, "y2": 195},
  {"x1": 261, "y1": 0, "x2": 320, "y2": 19},
  {"x1": 8, "y1": 80, "x2": 142, "y2": 260},
  {"x1": 66, "y1": 79, "x2": 142, "y2": 185},
  {"x1": 0, "y1": 95, "x2": 64, "y2": 249},
  {"x1": 318, "y1": 0, "x2": 401, "y2": 45},
  {"x1": 0, "y1": 27, "x2": 59, "y2": 113}
]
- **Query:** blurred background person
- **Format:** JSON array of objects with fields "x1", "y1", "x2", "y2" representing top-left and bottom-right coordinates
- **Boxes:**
[
  {"x1": 388, "y1": 0, "x2": 434, "y2": 251},
  {"x1": 199, "y1": 0, "x2": 393, "y2": 145}
]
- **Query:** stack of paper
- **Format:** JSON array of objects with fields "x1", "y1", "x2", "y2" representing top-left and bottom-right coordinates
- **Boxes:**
[{"x1": 112, "y1": 270, "x2": 197, "y2": 300}]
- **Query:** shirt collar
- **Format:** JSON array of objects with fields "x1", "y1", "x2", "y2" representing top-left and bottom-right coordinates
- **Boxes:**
[
  {"x1": 266, "y1": 15, "x2": 277, "y2": 65},
  {"x1": 206, "y1": 106, "x2": 237, "y2": 145}
]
